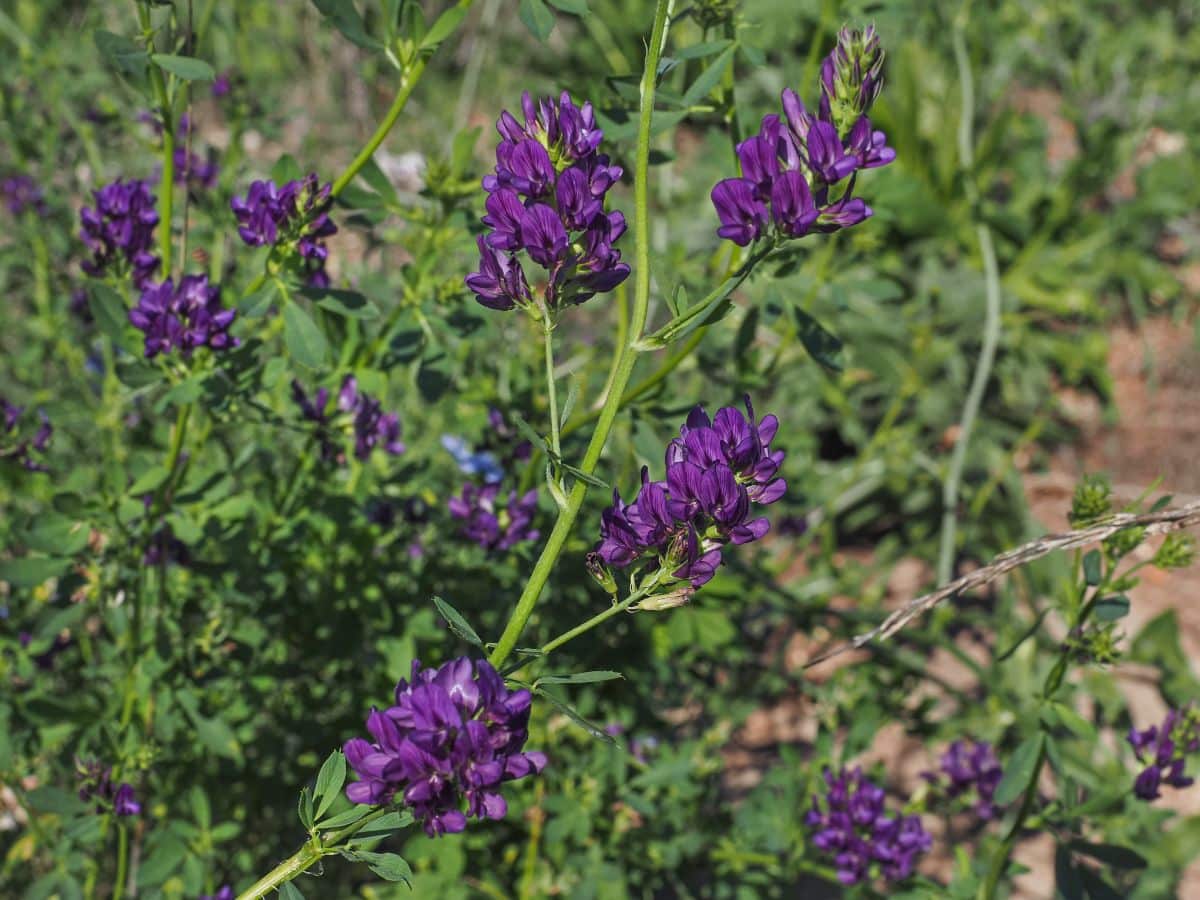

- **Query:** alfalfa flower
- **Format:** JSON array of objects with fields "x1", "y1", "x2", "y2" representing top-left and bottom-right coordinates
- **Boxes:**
[
  {"x1": 79, "y1": 178, "x2": 160, "y2": 287},
  {"x1": 711, "y1": 27, "x2": 894, "y2": 246},
  {"x1": 1128, "y1": 706, "x2": 1200, "y2": 801},
  {"x1": 290, "y1": 377, "x2": 405, "y2": 464},
  {"x1": 466, "y1": 92, "x2": 629, "y2": 313},
  {"x1": 129, "y1": 275, "x2": 239, "y2": 359},
  {"x1": 593, "y1": 396, "x2": 785, "y2": 603},
  {"x1": 806, "y1": 766, "x2": 930, "y2": 885},
  {"x1": 924, "y1": 739, "x2": 1003, "y2": 820},
  {"x1": 449, "y1": 483, "x2": 540, "y2": 552},
  {"x1": 76, "y1": 758, "x2": 142, "y2": 817},
  {"x1": 343, "y1": 657, "x2": 547, "y2": 836},
  {"x1": 2, "y1": 174, "x2": 47, "y2": 217},
  {"x1": 1, "y1": 400, "x2": 52, "y2": 472},
  {"x1": 231, "y1": 173, "x2": 337, "y2": 286}
]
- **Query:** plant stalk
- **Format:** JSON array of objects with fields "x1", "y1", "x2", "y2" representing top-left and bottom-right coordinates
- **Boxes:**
[{"x1": 487, "y1": 0, "x2": 675, "y2": 669}]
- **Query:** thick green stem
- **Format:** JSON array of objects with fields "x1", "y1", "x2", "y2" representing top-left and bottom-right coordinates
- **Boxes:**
[
  {"x1": 113, "y1": 823, "x2": 128, "y2": 900},
  {"x1": 937, "y1": 1, "x2": 1002, "y2": 584},
  {"x1": 487, "y1": 0, "x2": 675, "y2": 669},
  {"x1": 138, "y1": 2, "x2": 174, "y2": 277},
  {"x1": 235, "y1": 841, "x2": 322, "y2": 900}
]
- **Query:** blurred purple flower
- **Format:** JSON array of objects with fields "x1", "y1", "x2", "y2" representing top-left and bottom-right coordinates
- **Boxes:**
[
  {"x1": 129, "y1": 275, "x2": 238, "y2": 359},
  {"x1": 231, "y1": 173, "x2": 336, "y2": 285},
  {"x1": 79, "y1": 178, "x2": 160, "y2": 287},
  {"x1": 212, "y1": 70, "x2": 233, "y2": 98},
  {"x1": 76, "y1": 759, "x2": 141, "y2": 817},
  {"x1": 1128, "y1": 707, "x2": 1200, "y2": 801},
  {"x1": 449, "y1": 483, "x2": 540, "y2": 552},
  {"x1": 2, "y1": 174, "x2": 47, "y2": 216},
  {"x1": 291, "y1": 377, "x2": 404, "y2": 464},
  {"x1": 806, "y1": 766, "x2": 930, "y2": 885},
  {"x1": 1, "y1": 400, "x2": 52, "y2": 472},
  {"x1": 343, "y1": 657, "x2": 547, "y2": 835},
  {"x1": 924, "y1": 739, "x2": 1003, "y2": 820}
]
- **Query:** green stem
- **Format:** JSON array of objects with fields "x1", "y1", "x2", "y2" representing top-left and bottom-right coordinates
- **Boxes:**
[
  {"x1": 979, "y1": 741, "x2": 1045, "y2": 900},
  {"x1": 542, "y1": 316, "x2": 561, "y2": 462},
  {"x1": 236, "y1": 807, "x2": 391, "y2": 900},
  {"x1": 235, "y1": 840, "x2": 322, "y2": 900},
  {"x1": 487, "y1": 0, "x2": 675, "y2": 670},
  {"x1": 113, "y1": 823, "x2": 128, "y2": 900},
  {"x1": 328, "y1": 1, "x2": 476, "y2": 201},
  {"x1": 937, "y1": 2, "x2": 1001, "y2": 584},
  {"x1": 539, "y1": 584, "x2": 652, "y2": 656},
  {"x1": 138, "y1": 2, "x2": 174, "y2": 278}
]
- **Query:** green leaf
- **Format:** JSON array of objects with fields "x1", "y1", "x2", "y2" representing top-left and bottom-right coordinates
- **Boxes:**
[
  {"x1": 94, "y1": 30, "x2": 147, "y2": 76},
  {"x1": 283, "y1": 302, "x2": 329, "y2": 369},
  {"x1": 432, "y1": 596, "x2": 483, "y2": 647},
  {"x1": 128, "y1": 464, "x2": 169, "y2": 496},
  {"x1": 537, "y1": 670, "x2": 623, "y2": 685},
  {"x1": 546, "y1": 0, "x2": 588, "y2": 13},
  {"x1": 355, "y1": 158, "x2": 400, "y2": 206},
  {"x1": 518, "y1": 0, "x2": 555, "y2": 41},
  {"x1": 313, "y1": 751, "x2": 347, "y2": 821},
  {"x1": 297, "y1": 786, "x2": 315, "y2": 830},
  {"x1": 420, "y1": 5, "x2": 468, "y2": 49},
  {"x1": 681, "y1": 44, "x2": 736, "y2": 107},
  {"x1": 311, "y1": 0, "x2": 383, "y2": 49},
  {"x1": 1082, "y1": 549, "x2": 1102, "y2": 586},
  {"x1": 349, "y1": 809, "x2": 413, "y2": 842},
  {"x1": 1067, "y1": 840, "x2": 1147, "y2": 870},
  {"x1": 299, "y1": 287, "x2": 380, "y2": 320},
  {"x1": 150, "y1": 53, "x2": 215, "y2": 81},
  {"x1": 315, "y1": 804, "x2": 369, "y2": 830},
  {"x1": 675, "y1": 39, "x2": 732, "y2": 60},
  {"x1": 271, "y1": 154, "x2": 303, "y2": 185},
  {"x1": 279, "y1": 883, "x2": 306, "y2": 900},
  {"x1": 1042, "y1": 702, "x2": 1094, "y2": 740},
  {"x1": 23, "y1": 514, "x2": 90, "y2": 556},
  {"x1": 176, "y1": 693, "x2": 243, "y2": 761},
  {"x1": 1077, "y1": 868, "x2": 1124, "y2": 900},
  {"x1": 561, "y1": 461, "x2": 609, "y2": 490},
  {"x1": 794, "y1": 308, "x2": 844, "y2": 372},
  {"x1": 346, "y1": 850, "x2": 412, "y2": 884},
  {"x1": 0, "y1": 556, "x2": 68, "y2": 588},
  {"x1": 27, "y1": 785, "x2": 86, "y2": 816},
  {"x1": 994, "y1": 734, "x2": 1045, "y2": 806},
  {"x1": 239, "y1": 282, "x2": 278, "y2": 318},
  {"x1": 89, "y1": 284, "x2": 135, "y2": 348},
  {"x1": 996, "y1": 608, "x2": 1049, "y2": 661},
  {"x1": 535, "y1": 688, "x2": 615, "y2": 743},
  {"x1": 1092, "y1": 595, "x2": 1130, "y2": 622}
]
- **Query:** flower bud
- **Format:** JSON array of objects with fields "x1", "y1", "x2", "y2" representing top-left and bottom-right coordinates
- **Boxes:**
[
  {"x1": 1069, "y1": 474, "x2": 1112, "y2": 527},
  {"x1": 636, "y1": 585, "x2": 694, "y2": 611},
  {"x1": 586, "y1": 551, "x2": 618, "y2": 596},
  {"x1": 1153, "y1": 533, "x2": 1196, "y2": 570},
  {"x1": 819, "y1": 26, "x2": 885, "y2": 137}
]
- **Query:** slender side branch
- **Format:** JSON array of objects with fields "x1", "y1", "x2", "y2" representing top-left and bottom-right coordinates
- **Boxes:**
[
  {"x1": 487, "y1": 0, "x2": 675, "y2": 669},
  {"x1": 806, "y1": 500, "x2": 1200, "y2": 667},
  {"x1": 936, "y1": 8, "x2": 1003, "y2": 584}
]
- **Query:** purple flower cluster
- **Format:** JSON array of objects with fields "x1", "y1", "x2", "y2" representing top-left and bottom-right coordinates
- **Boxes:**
[
  {"x1": 231, "y1": 173, "x2": 336, "y2": 287},
  {"x1": 76, "y1": 758, "x2": 141, "y2": 817},
  {"x1": 711, "y1": 27, "x2": 894, "y2": 246},
  {"x1": 2, "y1": 174, "x2": 47, "y2": 216},
  {"x1": 1128, "y1": 706, "x2": 1200, "y2": 801},
  {"x1": 806, "y1": 767, "x2": 930, "y2": 886},
  {"x1": 449, "y1": 483, "x2": 540, "y2": 552},
  {"x1": 595, "y1": 397, "x2": 784, "y2": 598},
  {"x1": 129, "y1": 275, "x2": 239, "y2": 359},
  {"x1": 467, "y1": 92, "x2": 629, "y2": 312},
  {"x1": 79, "y1": 178, "x2": 160, "y2": 287},
  {"x1": 344, "y1": 657, "x2": 547, "y2": 836},
  {"x1": 1, "y1": 399, "x2": 52, "y2": 472},
  {"x1": 291, "y1": 376, "x2": 404, "y2": 464},
  {"x1": 924, "y1": 739, "x2": 1003, "y2": 820}
]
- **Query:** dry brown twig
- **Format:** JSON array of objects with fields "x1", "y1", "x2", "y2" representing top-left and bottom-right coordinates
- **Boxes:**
[{"x1": 805, "y1": 500, "x2": 1200, "y2": 669}]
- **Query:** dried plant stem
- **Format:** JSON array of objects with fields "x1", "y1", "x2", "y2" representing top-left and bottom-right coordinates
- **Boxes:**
[{"x1": 805, "y1": 499, "x2": 1200, "y2": 668}]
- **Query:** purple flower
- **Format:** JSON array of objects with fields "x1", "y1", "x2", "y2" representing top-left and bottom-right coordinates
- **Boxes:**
[
  {"x1": 593, "y1": 396, "x2": 785, "y2": 598},
  {"x1": 79, "y1": 178, "x2": 160, "y2": 287},
  {"x1": 200, "y1": 888, "x2": 234, "y2": 900},
  {"x1": 212, "y1": 70, "x2": 233, "y2": 98},
  {"x1": 175, "y1": 147, "x2": 220, "y2": 191},
  {"x1": 2, "y1": 174, "x2": 47, "y2": 216},
  {"x1": 806, "y1": 767, "x2": 930, "y2": 886},
  {"x1": 292, "y1": 377, "x2": 405, "y2": 464},
  {"x1": 231, "y1": 173, "x2": 337, "y2": 285},
  {"x1": 1, "y1": 401, "x2": 52, "y2": 472},
  {"x1": 343, "y1": 657, "x2": 547, "y2": 835},
  {"x1": 924, "y1": 740, "x2": 1003, "y2": 820},
  {"x1": 129, "y1": 275, "x2": 238, "y2": 359},
  {"x1": 1128, "y1": 707, "x2": 1200, "y2": 801},
  {"x1": 467, "y1": 91, "x2": 628, "y2": 312},
  {"x1": 709, "y1": 28, "x2": 893, "y2": 247},
  {"x1": 76, "y1": 759, "x2": 141, "y2": 817},
  {"x1": 449, "y1": 483, "x2": 540, "y2": 552}
]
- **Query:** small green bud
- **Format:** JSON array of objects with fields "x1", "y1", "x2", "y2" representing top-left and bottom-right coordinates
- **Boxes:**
[
  {"x1": 1153, "y1": 533, "x2": 1196, "y2": 571},
  {"x1": 1069, "y1": 474, "x2": 1112, "y2": 527},
  {"x1": 586, "y1": 552, "x2": 618, "y2": 596}
]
